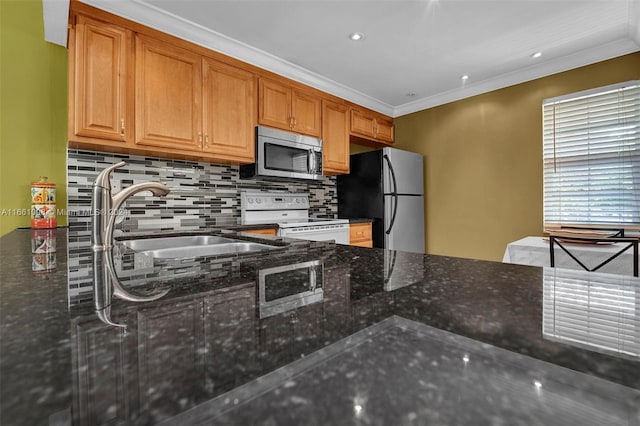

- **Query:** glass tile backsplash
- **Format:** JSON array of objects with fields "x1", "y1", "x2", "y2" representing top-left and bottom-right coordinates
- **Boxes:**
[{"x1": 66, "y1": 149, "x2": 337, "y2": 236}]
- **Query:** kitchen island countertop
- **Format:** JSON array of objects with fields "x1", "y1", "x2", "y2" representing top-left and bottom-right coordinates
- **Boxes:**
[{"x1": 1, "y1": 228, "x2": 638, "y2": 425}]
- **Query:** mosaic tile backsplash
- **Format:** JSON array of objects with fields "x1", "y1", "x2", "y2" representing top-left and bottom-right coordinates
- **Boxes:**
[{"x1": 66, "y1": 149, "x2": 338, "y2": 235}]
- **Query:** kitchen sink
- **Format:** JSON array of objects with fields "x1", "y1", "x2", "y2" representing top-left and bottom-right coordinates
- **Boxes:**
[{"x1": 118, "y1": 235, "x2": 280, "y2": 258}]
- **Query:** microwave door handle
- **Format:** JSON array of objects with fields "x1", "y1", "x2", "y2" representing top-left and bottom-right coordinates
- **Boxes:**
[{"x1": 308, "y1": 149, "x2": 315, "y2": 173}]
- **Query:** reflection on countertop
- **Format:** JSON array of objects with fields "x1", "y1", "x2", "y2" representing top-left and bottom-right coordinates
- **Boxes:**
[{"x1": 0, "y1": 228, "x2": 638, "y2": 426}]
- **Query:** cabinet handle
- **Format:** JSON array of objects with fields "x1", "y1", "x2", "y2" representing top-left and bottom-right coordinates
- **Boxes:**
[
  {"x1": 288, "y1": 116, "x2": 294, "y2": 128},
  {"x1": 205, "y1": 134, "x2": 209, "y2": 148},
  {"x1": 198, "y1": 133, "x2": 203, "y2": 147},
  {"x1": 120, "y1": 118, "x2": 125, "y2": 136}
]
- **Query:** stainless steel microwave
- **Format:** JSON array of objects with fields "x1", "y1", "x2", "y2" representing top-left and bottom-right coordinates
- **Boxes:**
[{"x1": 240, "y1": 126, "x2": 323, "y2": 181}]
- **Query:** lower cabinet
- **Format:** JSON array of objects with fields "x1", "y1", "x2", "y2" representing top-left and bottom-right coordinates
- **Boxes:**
[
  {"x1": 350, "y1": 222, "x2": 373, "y2": 248},
  {"x1": 243, "y1": 228, "x2": 277, "y2": 236}
]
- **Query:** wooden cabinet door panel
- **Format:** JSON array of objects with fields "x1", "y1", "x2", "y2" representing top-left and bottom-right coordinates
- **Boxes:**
[
  {"x1": 244, "y1": 228, "x2": 277, "y2": 236},
  {"x1": 259, "y1": 78, "x2": 291, "y2": 131},
  {"x1": 73, "y1": 16, "x2": 128, "y2": 142},
  {"x1": 292, "y1": 90, "x2": 321, "y2": 137},
  {"x1": 203, "y1": 60, "x2": 256, "y2": 162},
  {"x1": 349, "y1": 222, "x2": 373, "y2": 247},
  {"x1": 375, "y1": 118, "x2": 394, "y2": 143},
  {"x1": 135, "y1": 36, "x2": 202, "y2": 151},
  {"x1": 350, "y1": 109, "x2": 376, "y2": 138},
  {"x1": 322, "y1": 99, "x2": 349, "y2": 174}
]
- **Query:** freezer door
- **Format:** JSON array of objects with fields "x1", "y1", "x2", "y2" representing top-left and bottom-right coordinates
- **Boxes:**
[
  {"x1": 383, "y1": 148, "x2": 423, "y2": 195},
  {"x1": 384, "y1": 195, "x2": 425, "y2": 253}
]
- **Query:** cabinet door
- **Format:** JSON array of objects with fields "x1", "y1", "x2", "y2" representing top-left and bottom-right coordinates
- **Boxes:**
[
  {"x1": 72, "y1": 16, "x2": 129, "y2": 143},
  {"x1": 137, "y1": 300, "x2": 205, "y2": 415},
  {"x1": 72, "y1": 316, "x2": 137, "y2": 426},
  {"x1": 350, "y1": 222, "x2": 373, "y2": 247},
  {"x1": 244, "y1": 228, "x2": 277, "y2": 236},
  {"x1": 322, "y1": 99, "x2": 349, "y2": 174},
  {"x1": 292, "y1": 89, "x2": 322, "y2": 137},
  {"x1": 202, "y1": 60, "x2": 256, "y2": 163},
  {"x1": 259, "y1": 78, "x2": 291, "y2": 131},
  {"x1": 375, "y1": 118, "x2": 394, "y2": 143},
  {"x1": 350, "y1": 109, "x2": 376, "y2": 138},
  {"x1": 135, "y1": 36, "x2": 202, "y2": 151}
]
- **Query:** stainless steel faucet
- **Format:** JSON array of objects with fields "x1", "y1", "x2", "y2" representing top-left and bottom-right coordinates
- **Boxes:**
[{"x1": 91, "y1": 161, "x2": 170, "y2": 251}]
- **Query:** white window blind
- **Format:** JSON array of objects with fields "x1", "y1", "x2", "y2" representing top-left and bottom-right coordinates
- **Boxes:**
[{"x1": 543, "y1": 81, "x2": 640, "y2": 229}]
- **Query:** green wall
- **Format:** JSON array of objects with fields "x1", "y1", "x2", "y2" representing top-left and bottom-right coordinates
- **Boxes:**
[
  {"x1": 394, "y1": 52, "x2": 640, "y2": 261},
  {"x1": 0, "y1": 0, "x2": 68, "y2": 236}
]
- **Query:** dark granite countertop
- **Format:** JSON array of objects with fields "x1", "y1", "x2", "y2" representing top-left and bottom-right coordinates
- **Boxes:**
[
  {"x1": 344, "y1": 218, "x2": 374, "y2": 224},
  {"x1": 1, "y1": 228, "x2": 638, "y2": 425}
]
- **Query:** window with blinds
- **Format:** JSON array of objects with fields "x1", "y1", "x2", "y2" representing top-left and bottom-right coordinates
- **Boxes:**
[
  {"x1": 542, "y1": 268, "x2": 638, "y2": 359},
  {"x1": 543, "y1": 81, "x2": 640, "y2": 229}
]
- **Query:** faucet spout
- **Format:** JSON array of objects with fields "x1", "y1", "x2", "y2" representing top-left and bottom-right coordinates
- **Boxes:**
[{"x1": 91, "y1": 162, "x2": 170, "y2": 251}]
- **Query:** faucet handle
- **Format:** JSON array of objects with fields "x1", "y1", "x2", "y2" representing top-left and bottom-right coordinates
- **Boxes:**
[{"x1": 93, "y1": 161, "x2": 126, "y2": 190}]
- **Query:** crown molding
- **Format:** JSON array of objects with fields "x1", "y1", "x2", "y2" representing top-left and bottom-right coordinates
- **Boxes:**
[{"x1": 392, "y1": 38, "x2": 640, "y2": 117}]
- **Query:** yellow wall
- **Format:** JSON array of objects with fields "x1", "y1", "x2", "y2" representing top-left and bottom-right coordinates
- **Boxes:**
[
  {"x1": 394, "y1": 52, "x2": 640, "y2": 261},
  {"x1": 0, "y1": 0, "x2": 68, "y2": 236}
]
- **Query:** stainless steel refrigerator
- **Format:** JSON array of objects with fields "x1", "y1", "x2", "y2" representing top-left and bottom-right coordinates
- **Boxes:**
[{"x1": 337, "y1": 147, "x2": 425, "y2": 253}]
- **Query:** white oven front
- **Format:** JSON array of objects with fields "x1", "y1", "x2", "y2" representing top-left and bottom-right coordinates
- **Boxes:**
[{"x1": 277, "y1": 223, "x2": 350, "y2": 245}]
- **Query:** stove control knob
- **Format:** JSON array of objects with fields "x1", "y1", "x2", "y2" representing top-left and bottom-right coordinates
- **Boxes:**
[
  {"x1": 247, "y1": 198, "x2": 254, "y2": 204},
  {"x1": 256, "y1": 198, "x2": 261, "y2": 204},
  {"x1": 295, "y1": 198, "x2": 300, "y2": 203}
]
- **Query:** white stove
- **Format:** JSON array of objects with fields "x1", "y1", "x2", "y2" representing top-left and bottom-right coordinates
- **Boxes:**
[{"x1": 241, "y1": 192, "x2": 349, "y2": 244}]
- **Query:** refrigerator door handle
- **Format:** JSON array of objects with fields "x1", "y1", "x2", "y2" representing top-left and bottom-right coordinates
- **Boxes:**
[{"x1": 383, "y1": 154, "x2": 399, "y2": 235}]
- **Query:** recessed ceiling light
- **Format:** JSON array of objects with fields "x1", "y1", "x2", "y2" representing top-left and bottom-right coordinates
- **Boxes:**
[
  {"x1": 531, "y1": 51, "x2": 543, "y2": 59},
  {"x1": 461, "y1": 75, "x2": 469, "y2": 81},
  {"x1": 349, "y1": 32, "x2": 364, "y2": 41}
]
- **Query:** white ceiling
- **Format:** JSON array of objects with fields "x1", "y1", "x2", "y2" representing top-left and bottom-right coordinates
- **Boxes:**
[{"x1": 50, "y1": 0, "x2": 640, "y2": 117}]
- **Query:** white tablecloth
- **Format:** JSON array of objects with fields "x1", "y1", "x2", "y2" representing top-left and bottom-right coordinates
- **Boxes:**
[{"x1": 503, "y1": 236, "x2": 637, "y2": 276}]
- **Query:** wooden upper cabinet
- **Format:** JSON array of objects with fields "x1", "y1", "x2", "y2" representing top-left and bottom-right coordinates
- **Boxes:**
[
  {"x1": 258, "y1": 78, "x2": 291, "y2": 130},
  {"x1": 291, "y1": 89, "x2": 322, "y2": 137},
  {"x1": 135, "y1": 35, "x2": 202, "y2": 151},
  {"x1": 374, "y1": 117, "x2": 394, "y2": 143},
  {"x1": 322, "y1": 99, "x2": 349, "y2": 175},
  {"x1": 71, "y1": 15, "x2": 130, "y2": 144},
  {"x1": 259, "y1": 78, "x2": 321, "y2": 137},
  {"x1": 350, "y1": 108, "x2": 394, "y2": 145},
  {"x1": 202, "y1": 60, "x2": 256, "y2": 162},
  {"x1": 350, "y1": 109, "x2": 376, "y2": 139}
]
